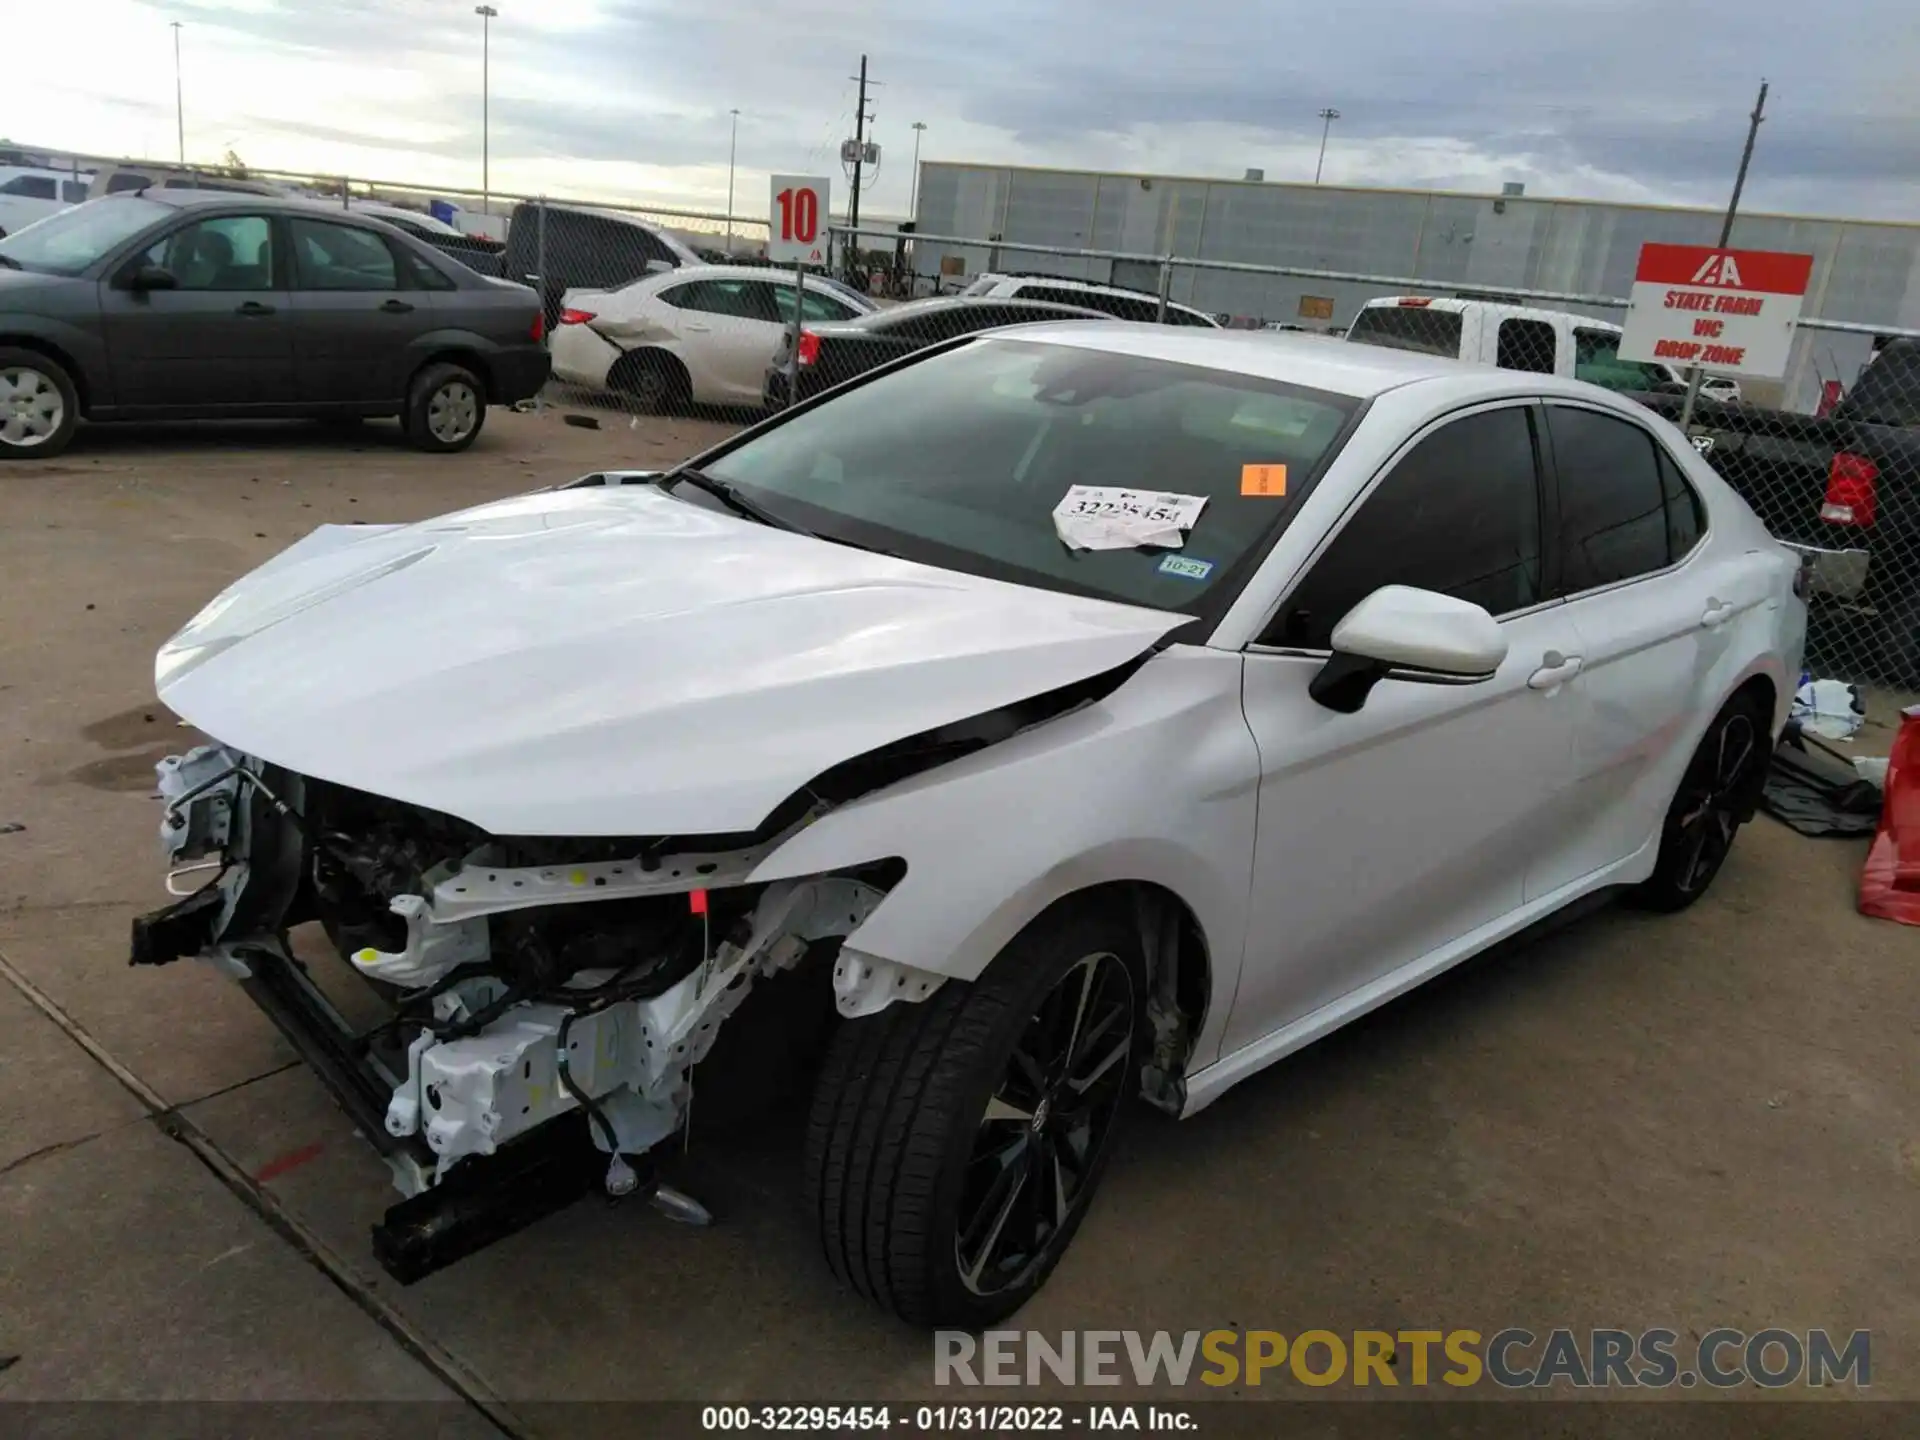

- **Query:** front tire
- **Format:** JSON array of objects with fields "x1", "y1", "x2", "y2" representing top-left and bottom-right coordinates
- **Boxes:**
[
  {"x1": 1632, "y1": 692, "x2": 1771, "y2": 912},
  {"x1": 805, "y1": 902, "x2": 1144, "y2": 1327},
  {"x1": 403, "y1": 362, "x2": 486, "y2": 453},
  {"x1": 0, "y1": 348, "x2": 80, "y2": 460}
]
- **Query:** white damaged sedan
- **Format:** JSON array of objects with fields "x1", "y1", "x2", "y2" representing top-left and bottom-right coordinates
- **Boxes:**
[{"x1": 135, "y1": 326, "x2": 1806, "y2": 1326}]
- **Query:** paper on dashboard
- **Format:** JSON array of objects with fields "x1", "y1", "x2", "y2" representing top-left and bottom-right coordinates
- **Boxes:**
[{"x1": 1052, "y1": 486, "x2": 1209, "y2": 551}]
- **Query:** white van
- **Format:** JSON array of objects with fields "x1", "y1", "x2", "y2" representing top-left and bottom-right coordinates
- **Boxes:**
[
  {"x1": 1346, "y1": 296, "x2": 1741, "y2": 402},
  {"x1": 0, "y1": 167, "x2": 91, "y2": 237}
]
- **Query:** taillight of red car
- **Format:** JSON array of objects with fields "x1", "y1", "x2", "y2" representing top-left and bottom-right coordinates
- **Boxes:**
[
  {"x1": 796, "y1": 331, "x2": 821, "y2": 367},
  {"x1": 1821, "y1": 452, "x2": 1879, "y2": 526}
]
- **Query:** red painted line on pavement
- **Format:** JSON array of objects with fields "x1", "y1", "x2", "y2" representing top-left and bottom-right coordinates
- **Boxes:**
[{"x1": 252, "y1": 1141, "x2": 325, "y2": 1184}]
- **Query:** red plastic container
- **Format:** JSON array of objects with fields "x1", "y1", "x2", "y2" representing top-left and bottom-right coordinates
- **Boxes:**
[{"x1": 1859, "y1": 704, "x2": 1920, "y2": 926}]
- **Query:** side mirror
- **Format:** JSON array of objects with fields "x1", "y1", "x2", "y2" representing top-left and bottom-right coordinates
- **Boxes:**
[
  {"x1": 1308, "y1": 585, "x2": 1508, "y2": 713},
  {"x1": 128, "y1": 263, "x2": 177, "y2": 292}
]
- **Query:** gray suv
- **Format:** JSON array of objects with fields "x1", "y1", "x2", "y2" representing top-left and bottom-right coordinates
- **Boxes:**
[{"x1": 0, "y1": 190, "x2": 552, "y2": 458}]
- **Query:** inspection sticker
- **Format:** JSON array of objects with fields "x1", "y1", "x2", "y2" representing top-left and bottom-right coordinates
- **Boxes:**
[
  {"x1": 1053, "y1": 486, "x2": 1208, "y2": 551},
  {"x1": 1240, "y1": 463, "x2": 1288, "y2": 497},
  {"x1": 1158, "y1": 555, "x2": 1214, "y2": 581}
]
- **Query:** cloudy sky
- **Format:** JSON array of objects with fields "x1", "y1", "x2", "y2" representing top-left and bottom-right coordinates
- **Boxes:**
[{"x1": 7, "y1": 0, "x2": 1917, "y2": 226}]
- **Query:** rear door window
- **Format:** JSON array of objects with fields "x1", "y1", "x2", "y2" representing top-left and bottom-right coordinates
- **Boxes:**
[
  {"x1": 1658, "y1": 448, "x2": 1706, "y2": 560},
  {"x1": 1574, "y1": 328, "x2": 1671, "y2": 392},
  {"x1": 0, "y1": 175, "x2": 57, "y2": 199},
  {"x1": 289, "y1": 218, "x2": 401, "y2": 291},
  {"x1": 1496, "y1": 318, "x2": 1558, "y2": 374},
  {"x1": 1544, "y1": 405, "x2": 1673, "y2": 593}
]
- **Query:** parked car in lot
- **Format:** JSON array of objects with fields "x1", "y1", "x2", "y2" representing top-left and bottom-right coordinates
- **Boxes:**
[
  {"x1": 87, "y1": 165, "x2": 287, "y2": 201},
  {"x1": 1347, "y1": 296, "x2": 1743, "y2": 401},
  {"x1": 0, "y1": 191, "x2": 550, "y2": 458},
  {"x1": 764, "y1": 294, "x2": 1112, "y2": 406},
  {"x1": 132, "y1": 328, "x2": 1803, "y2": 1325},
  {"x1": 347, "y1": 199, "x2": 508, "y2": 277},
  {"x1": 502, "y1": 200, "x2": 704, "y2": 331},
  {"x1": 0, "y1": 166, "x2": 91, "y2": 237},
  {"x1": 958, "y1": 271, "x2": 1221, "y2": 326},
  {"x1": 1633, "y1": 339, "x2": 1920, "y2": 684},
  {"x1": 552, "y1": 263, "x2": 874, "y2": 410}
]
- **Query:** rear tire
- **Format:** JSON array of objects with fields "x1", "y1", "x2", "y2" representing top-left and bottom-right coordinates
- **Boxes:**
[
  {"x1": 804, "y1": 901, "x2": 1145, "y2": 1327},
  {"x1": 402, "y1": 362, "x2": 486, "y2": 453},
  {"x1": 0, "y1": 347, "x2": 80, "y2": 460},
  {"x1": 610, "y1": 350, "x2": 689, "y2": 414},
  {"x1": 1631, "y1": 692, "x2": 1771, "y2": 912}
]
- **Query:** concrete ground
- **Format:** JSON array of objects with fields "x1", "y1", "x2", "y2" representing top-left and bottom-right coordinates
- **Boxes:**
[{"x1": 2, "y1": 406, "x2": 1916, "y2": 1431}]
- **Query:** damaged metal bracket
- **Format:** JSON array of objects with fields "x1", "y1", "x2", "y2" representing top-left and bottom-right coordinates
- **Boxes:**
[{"x1": 831, "y1": 948, "x2": 946, "y2": 1018}]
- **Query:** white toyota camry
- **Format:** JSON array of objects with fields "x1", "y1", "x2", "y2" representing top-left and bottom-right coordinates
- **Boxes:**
[
  {"x1": 134, "y1": 326, "x2": 1806, "y2": 1328},
  {"x1": 549, "y1": 262, "x2": 875, "y2": 411}
]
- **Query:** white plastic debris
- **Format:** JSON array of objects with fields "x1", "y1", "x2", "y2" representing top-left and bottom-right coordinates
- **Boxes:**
[
  {"x1": 1853, "y1": 756, "x2": 1890, "y2": 788},
  {"x1": 1792, "y1": 677, "x2": 1867, "y2": 742}
]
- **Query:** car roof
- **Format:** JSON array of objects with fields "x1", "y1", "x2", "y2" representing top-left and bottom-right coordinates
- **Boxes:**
[
  {"x1": 978, "y1": 273, "x2": 1212, "y2": 311},
  {"x1": 815, "y1": 296, "x2": 1112, "y2": 332},
  {"x1": 986, "y1": 323, "x2": 1545, "y2": 399},
  {"x1": 1361, "y1": 295, "x2": 1619, "y2": 329},
  {"x1": 119, "y1": 190, "x2": 420, "y2": 223}
]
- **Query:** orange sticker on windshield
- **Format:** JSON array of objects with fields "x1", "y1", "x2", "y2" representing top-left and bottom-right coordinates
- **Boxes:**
[{"x1": 1241, "y1": 463, "x2": 1288, "y2": 497}]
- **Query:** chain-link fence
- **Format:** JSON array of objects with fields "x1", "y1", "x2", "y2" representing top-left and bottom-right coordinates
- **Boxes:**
[
  {"x1": 40, "y1": 145, "x2": 1913, "y2": 691},
  {"x1": 536, "y1": 218, "x2": 1917, "y2": 693}
]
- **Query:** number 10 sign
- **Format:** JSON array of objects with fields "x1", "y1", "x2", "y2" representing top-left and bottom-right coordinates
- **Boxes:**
[{"x1": 768, "y1": 174, "x2": 830, "y2": 266}]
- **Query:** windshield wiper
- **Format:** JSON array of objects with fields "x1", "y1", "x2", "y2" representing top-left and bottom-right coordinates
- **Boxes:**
[
  {"x1": 663, "y1": 466, "x2": 810, "y2": 534},
  {"x1": 0, "y1": 253, "x2": 22, "y2": 271}
]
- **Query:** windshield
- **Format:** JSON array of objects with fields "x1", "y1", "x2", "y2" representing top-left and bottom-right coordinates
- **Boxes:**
[
  {"x1": 0, "y1": 195, "x2": 170, "y2": 275},
  {"x1": 699, "y1": 337, "x2": 1358, "y2": 612},
  {"x1": 1347, "y1": 304, "x2": 1464, "y2": 358}
]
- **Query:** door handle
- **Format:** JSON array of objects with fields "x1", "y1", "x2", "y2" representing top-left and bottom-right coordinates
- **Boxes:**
[
  {"x1": 1701, "y1": 598, "x2": 1735, "y2": 629},
  {"x1": 379, "y1": 299, "x2": 416, "y2": 314},
  {"x1": 234, "y1": 301, "x2": 276, "y2": 317},
  {"x1": 1527, "y1": 651, "x2": 1585, "y2": 691},
  {"x1": 684, "y1": 322, "x2": 711, "y2": 332}
]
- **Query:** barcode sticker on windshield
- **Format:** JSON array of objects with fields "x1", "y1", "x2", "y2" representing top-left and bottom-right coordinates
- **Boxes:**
[{"x1": 1053, "y1": 486, "x2": 1209, "y2": 551}]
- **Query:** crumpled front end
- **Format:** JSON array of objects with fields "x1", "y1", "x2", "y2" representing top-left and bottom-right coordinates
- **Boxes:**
[{"x1": 133, "y1": 740, "x2": 927, "y2": 1280}]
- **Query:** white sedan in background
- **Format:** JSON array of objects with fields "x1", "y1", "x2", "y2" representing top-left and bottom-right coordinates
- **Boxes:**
[
  {"x1": 135, "y1": 328, "x2": 1805, "y2": 1329},
  {"x1": 550, "y1": 263, "x2": 876, "y2": 410}
]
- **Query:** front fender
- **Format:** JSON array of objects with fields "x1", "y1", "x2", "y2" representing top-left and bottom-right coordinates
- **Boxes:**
[{"x1": 748, "y1": 645, "x2": 1260, "y2": 1070}]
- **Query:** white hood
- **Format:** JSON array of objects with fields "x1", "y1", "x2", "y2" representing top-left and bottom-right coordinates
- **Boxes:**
[{"x1": 156, "y1": 486, "x2": 1184, "y2": 836}]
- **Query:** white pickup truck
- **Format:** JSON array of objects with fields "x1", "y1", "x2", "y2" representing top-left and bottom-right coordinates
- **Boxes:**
[{"x1": 1346, "y1": 295, "x2": 1741, "y2": 403}]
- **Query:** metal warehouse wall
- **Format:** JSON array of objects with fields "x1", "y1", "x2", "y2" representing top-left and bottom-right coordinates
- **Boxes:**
[{"x1": 913, "y1": 162, "x2": 1920, "y2": 411}]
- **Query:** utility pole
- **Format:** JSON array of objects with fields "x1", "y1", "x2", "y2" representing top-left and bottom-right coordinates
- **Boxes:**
[
  {"x1": 725, "y1": 108, "x2": 740, "y2": 255},
  {"x1": 908, "y1": 120, "x2": 927, "y2": 219},
  {"x1": 1678, "y1": 78, "x2": 1769, "y2": 433},
  {"x1": 1314, "y1": 107, "x2": 1339, "y2": 184},
  {"x1": 171, "y1": 22, "x2": 185, "y2": 164},
  {"x1": 849, "y1": 54, "x2": 870, "y2": 236},
  {"x1": 476, "y1": 6, "x2": 498, "y2": 220}
]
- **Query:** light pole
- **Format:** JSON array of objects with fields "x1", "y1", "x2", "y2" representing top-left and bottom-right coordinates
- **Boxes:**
[
  {"x1": 475, "y1": 5, "x2": 497, "y2": 219},
  {"x1": 908, "y1": 120, "x2": 927, "y2": 219},
  {"x1": 170, "y1": 21, "x2": 184, "y2": 164},
  {"x1": 725, "y1": 108, "x2": 740, "y2": 255},
  {"x1": 1314, "y1": 107, "x2": 1340, "y2": 184}
]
